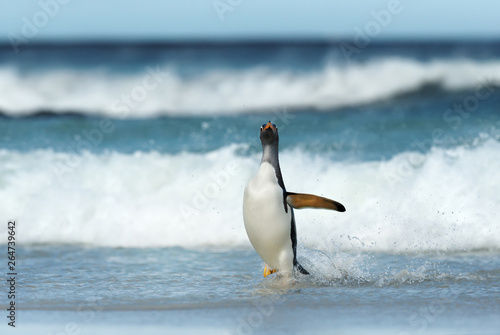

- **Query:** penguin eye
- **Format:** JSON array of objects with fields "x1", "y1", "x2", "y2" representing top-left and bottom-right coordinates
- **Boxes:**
[{"x1": 273, "y1": 124, "x2": 277, "y2": 130}]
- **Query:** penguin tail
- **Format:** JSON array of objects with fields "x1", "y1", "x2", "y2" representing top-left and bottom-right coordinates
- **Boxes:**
[{"x1": 295, "y1": 262, "x2": 310, "y2": 275}]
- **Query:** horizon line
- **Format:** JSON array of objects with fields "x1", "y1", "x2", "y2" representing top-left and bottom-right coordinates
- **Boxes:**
[{"x1": 1, "y1": 36, "x2": 500, "y2": 49}]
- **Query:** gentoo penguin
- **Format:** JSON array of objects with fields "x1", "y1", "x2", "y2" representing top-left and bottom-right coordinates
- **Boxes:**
[{"x1": 243, "y1": 121, "x2": 346, "y2": 277}]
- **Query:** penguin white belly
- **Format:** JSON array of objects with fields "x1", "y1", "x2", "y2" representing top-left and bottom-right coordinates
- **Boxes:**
[{"x1": 243, "y1": 162, "x2": 294, "y2": 274}]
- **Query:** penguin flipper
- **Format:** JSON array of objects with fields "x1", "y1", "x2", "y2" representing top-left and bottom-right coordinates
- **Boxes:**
[{"x1": 286, "y1": 192, "x2": 346, "y2": 212}]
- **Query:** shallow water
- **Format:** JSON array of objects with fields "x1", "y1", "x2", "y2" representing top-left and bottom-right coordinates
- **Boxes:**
[{"x1": 4, "y1": 246, "x2": 497, "y2": 334}]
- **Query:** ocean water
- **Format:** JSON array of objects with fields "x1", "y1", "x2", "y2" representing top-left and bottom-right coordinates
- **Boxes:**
[{"x1": 1, "y1": 41, "x2": 500, "y2": 334}]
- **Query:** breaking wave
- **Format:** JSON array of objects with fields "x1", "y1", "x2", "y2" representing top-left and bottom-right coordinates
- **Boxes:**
[
  {"x1": 1, "y1": 57, "x2": 499, "y2": 117},
  {"x1": 2, "y1": 139, "x2": 499, "y2": 252}
]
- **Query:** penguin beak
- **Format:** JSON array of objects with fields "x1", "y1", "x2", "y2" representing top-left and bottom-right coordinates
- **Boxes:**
[{"x1": 263, "y1": 122, "x2": 276, "y2": 131}]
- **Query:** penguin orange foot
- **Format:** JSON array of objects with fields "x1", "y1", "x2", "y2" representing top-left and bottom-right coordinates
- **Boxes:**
[{"x1": 263, "y1": 266, "x2": 277, "y2": 277}]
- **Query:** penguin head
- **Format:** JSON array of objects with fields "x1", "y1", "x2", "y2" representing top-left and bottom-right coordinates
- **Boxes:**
[{"x1": 259, "y1": 121, "x2": 278, "y2": 145}]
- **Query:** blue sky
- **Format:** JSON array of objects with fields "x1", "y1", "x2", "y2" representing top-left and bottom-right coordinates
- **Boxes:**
[{"x1": 1, "y1": 0, "x2": 499, "y2": 42}]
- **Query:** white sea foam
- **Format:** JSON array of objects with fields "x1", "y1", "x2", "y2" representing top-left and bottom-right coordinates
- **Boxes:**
[
  {"x1": 1, "y1": 140, "x2": 499, "y2": 252},
  {"x1": 1, "y1": 57, "x2": 499, "y2": 117}
]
